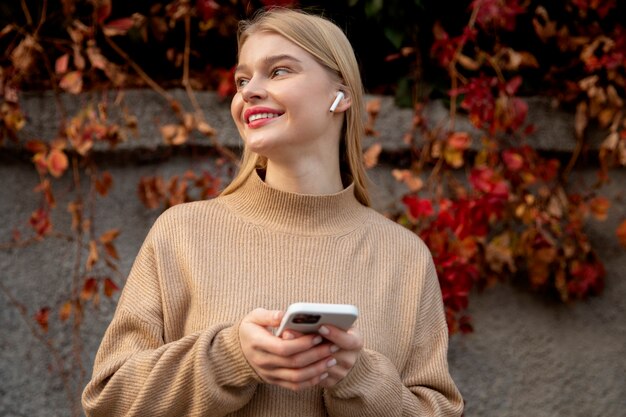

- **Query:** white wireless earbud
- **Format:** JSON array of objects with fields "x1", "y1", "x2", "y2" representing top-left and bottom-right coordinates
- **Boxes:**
[{"x1": 329, "y1": 91, "x2": 345, "y2": 112}]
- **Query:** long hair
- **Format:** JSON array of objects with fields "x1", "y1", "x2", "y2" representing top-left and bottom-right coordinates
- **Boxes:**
[{"x1": 220, "y1": 8, "x2": 370, "y2": 206}]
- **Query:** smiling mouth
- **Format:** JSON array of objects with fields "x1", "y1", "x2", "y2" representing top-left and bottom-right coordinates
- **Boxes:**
[{"x1": 247, "y1": 112, "x2": 282, "y2": 123}]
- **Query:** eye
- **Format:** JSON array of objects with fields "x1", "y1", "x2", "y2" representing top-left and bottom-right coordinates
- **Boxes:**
[
  {"x1": 271, "y1": 67, "x2": 290, "y2": 78},
  {"x1": 234, "y1": 77, "x2": 249, "y2": 89}
]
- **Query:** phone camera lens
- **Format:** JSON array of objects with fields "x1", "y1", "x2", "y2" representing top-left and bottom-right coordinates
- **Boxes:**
[{"x1": 292, "y1": 314, "x2": 321, "y2": 324}]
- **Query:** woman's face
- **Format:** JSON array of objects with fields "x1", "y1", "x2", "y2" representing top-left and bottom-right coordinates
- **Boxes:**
[{"x1": 231, "y1": 32, "x2": 343, "y2": 161}]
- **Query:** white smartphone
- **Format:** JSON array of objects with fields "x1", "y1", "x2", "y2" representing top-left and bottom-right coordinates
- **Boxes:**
[{"x1": 274, "y1": 302, "x2": 359, "y2": 337}]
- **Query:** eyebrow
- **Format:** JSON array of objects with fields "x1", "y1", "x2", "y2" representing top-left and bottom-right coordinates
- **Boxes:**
[{"x1": 235, "y1": 54, "x2": 303, "y2": 74}]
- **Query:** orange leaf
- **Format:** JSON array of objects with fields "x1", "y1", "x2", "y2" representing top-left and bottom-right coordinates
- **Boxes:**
[
  {"x1": 443, "y1": 148, "x2": 464, "y2": 168},
  {"x1": 99, "y1": 228, "x2": 120, "y2": 244},
  {"x1": 80, "y1": 278, "x2": 98, "y2": 301},
  {"x1": 103, "y1": 17, "x2": 135, "y2": 37},
  {"x1": 25, "y1": 140, "x2": 47, "y2": 154},
  {"x1": 86, "y1": 45, "x2": 108, "y2": 70},
  {"x1": 197, "y1": 120, "x2": 216, "y2": 136},
  {"x1": 363, "y1": 142, "x2": 382, "y2": 169},
  {"x1": 104, "y1": 278, "x2": 119, "y2": 297},
  {"x1": 86, "y1": 240, "x2": 99, "y2": 271},
  {"x1": 55, "y1": 53, "x2": 69, "y2": 74},
  {"x1": 34, "y1": 307, "x2": 50, "y2": 332},
  {"x1": 104, "y1": 242, "x2": 119, "y2": 260},
  {"x1": 59, "y1": 301, "x2": 72, "y2": 321},
  {"x1": 138, "y1": 176, "x2": 165, "y2": 209},
  {"x1": 391, "y1": 169, "x2": 424, "y2": 192},
  {"x1": 47, "y1": 149, "x2": 69, "y2": 178},
  {"x1": 447, "y1": 132, "x2": 471, "y2": 150},
  {"x1": 32, "y1": 152, "x2": 49, "y2": 175},
  {"x1": 67, "y1": 201, "x2": 82, "y2": 231},
  {"x1": 59, "y1": 71, "x2": 83, "y2": 94},
  {"x1": 616, "y1": 219, "x2": 626, "y2": 249},
  {"x1": 160, "y1": 124, "x2": 188, "y2": 145},
  {"x1": 95, "y1": 171, "x2": 113, "y2": 196},
  {"x1": 34, "y1": 179, "x2": 56, "y2": 207},
  {"x1": 589, "y1": 196, "x2": 610, "y2": 221}
]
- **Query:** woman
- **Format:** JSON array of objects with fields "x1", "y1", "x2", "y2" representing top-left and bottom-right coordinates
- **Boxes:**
[{"x1": 82, "y1": 8, "x2": 463, "y2": 417}]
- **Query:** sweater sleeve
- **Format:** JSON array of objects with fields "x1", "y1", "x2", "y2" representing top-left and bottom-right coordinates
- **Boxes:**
[
  {"x1": 81, "y1": 226, "x2": 260, "y2": 417},
  {"x1": 323, "y1": 256, "x2": 464, "y2": 417}
]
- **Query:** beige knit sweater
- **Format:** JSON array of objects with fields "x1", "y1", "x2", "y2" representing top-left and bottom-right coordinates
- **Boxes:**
[{"x1": 82, "y1": 171, "x2": 463, "y2": 416}]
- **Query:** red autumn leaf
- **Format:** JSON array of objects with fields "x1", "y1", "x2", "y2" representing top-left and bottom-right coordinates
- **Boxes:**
[
  {"x1": 617, "y1": 219, "x2": 626, "y2": 248},
  {"x1": 459, "y1": 315, "x2": 473, "y2": 334},
  {"x1": 25, "y1": 140, "x2": 47, "y2": 154},
  {"x1": 403, "y1": 195, "x2": 434, "y2": 219},
  {"x1": 29, "y1": 209, "x2": 52, "y2": 237},
  {"x1": 216, "y1": 66, "x2": 236, "y2": 99},
  {"x1": 568, "y1": 260, "x2": 605, "y2": 298},
  {"x1": 59, "y1": 71, "x2": 83, "y2": 94},
  {"x1": 80, "y1": 278, "x2": 98, "y2": 301},
  {"x1": 59, "y1": 301, "x2": 72, "y2": 321},
  {"x1": 502, "y1": 149, "x2": 524, "y2": 171},
  {"x1": 471, "y1": 0, "x2": 525, "y2": 31},
  {"x1": 196, "y1": 0, "x2": 220, "y2": 21},
  {"x1": 469, "y1": 167, "x2": 510, "y2": 199},
  {"x1": 34, "y1": 307, "x2": 50, "y2": 332},
  {"x1": 103, "y1": 278, "x2": 120, "y2": 297},
  {"x1": 47, "y1": 148, "x2": 69, "y2": 178}
]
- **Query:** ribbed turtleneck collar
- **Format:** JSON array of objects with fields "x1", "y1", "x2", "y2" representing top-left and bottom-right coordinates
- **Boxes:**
[{"x1": 221, "y1": 170, "x2": 370, "y2": 236}]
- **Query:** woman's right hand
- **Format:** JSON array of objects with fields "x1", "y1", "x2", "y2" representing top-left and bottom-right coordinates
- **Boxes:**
[{"x1": 239, "y1": 308, "x2": 338, "y2": 391}]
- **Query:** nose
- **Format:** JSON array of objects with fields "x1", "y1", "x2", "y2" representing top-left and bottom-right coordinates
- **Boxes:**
[{"x1": 241, "y1": 76, "x2": 267, "y2": 102}]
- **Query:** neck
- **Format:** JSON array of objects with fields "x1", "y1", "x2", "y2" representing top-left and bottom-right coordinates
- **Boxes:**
[{"x1": 264, "y1": 158, "x2": 344, "y2": 195}]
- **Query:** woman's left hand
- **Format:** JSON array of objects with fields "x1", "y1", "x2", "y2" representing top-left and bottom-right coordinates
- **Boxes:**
[{"x1": 313, "y1": 325, "x2": 364, "y2": 388}]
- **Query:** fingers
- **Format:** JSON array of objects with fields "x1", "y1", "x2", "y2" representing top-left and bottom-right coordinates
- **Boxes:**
[
  {"x1": 318, "y1": 325, "x2": 363, "y2": 351},
  {"x1": 240, "y1": 310, "x2": 365, "y2": 391},
  {"x1": 264, "y1": 353, "x2": 338, "y2": 391},
  {"x1": 242, "y1": 308, "x2": 283, "y2": 328},
  {"x1": 315, "y1": 326, "x2": 364, "y2": 388}
]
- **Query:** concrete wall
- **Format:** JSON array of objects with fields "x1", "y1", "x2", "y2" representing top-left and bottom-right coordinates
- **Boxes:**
[{"x1": 1, "y1": 90, "x2": 624, "y2": 416}]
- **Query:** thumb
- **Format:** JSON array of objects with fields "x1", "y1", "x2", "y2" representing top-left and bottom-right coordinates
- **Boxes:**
[{"x1": 243, "y1": 308, "x2": 284, "y2": 328}]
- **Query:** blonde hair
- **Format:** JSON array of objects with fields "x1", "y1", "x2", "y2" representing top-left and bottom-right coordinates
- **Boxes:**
[{"x1": 220, "y1": 8, "x2": 370, "y2": 206}]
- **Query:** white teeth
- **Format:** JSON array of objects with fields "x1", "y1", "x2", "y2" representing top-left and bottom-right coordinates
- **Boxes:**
[{"x1": 248, "y1": 113, "x2": 280, "y2": 123}]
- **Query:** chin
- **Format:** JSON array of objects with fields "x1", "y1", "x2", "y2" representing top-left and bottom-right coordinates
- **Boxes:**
[{"x1": 244, "y1": 136, "x2": 278, "y2": 156}]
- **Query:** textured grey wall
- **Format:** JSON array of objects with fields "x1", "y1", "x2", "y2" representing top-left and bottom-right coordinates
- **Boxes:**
[{"x1": 1, "y1": 91, "x2": 624, "y2": 416}]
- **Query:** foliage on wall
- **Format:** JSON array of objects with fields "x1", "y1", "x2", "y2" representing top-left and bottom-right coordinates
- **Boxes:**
[{"x1": 1, "y1": 0, "x2": 625, "y2": 414}]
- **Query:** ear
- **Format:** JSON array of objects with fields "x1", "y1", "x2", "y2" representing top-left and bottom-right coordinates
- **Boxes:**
[{"x1": 332, "y1": 90, "x2": 352, "y2": 113}]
